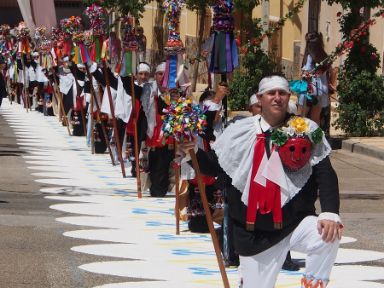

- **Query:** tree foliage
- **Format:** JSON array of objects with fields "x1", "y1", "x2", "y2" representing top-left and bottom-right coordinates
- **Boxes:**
[
  {"x1": 325, "y1": 0, "x2": 384, "y2": 136},
  {"x1": 83, "y1": 0, "x2": 149, "y2": 18}
]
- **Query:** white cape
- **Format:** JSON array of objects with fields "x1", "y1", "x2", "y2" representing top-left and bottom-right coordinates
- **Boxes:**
[{"x1": 211, "y1": 115, "x2": 331, "y2": 207}]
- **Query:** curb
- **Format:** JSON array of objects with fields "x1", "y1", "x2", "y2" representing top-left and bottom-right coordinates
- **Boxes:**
[{"x1": 341, "y1": 139, "x2": 384, "y2": 161}]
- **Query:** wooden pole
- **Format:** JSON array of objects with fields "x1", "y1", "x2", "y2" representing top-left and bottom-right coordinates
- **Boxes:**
[
  {"x1": 102, "y1": 60, "x2": 126, "y2": 177},
  {"x1": 188, "y1": 149, "x2": 230, "y2": 288},
  {"x1": 130, "y1": 76, "x2": 142, "y2": 198},
  {"x1": 85, "y1": 65, "x2": 116, "y2": 166},
  {"x1": 20, "y1": 57, "x2": 29, "y2": 112},
  {"x1": 174, "y1": 144, "x2": 180, "y2": 235},
  {"x1": 51, "y1": 70, "x2": 72, "y2": 136},
  {"x1": 72, "y1": 66, "x2": 88, "y2": 137},
  {"x1": 90, "y1": 83, "x2": 95, "y2": 154}
]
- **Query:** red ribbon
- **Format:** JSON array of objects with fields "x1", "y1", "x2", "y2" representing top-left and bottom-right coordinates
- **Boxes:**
[{"x1": 246, "y1": 133, "x2": 282, "y2": 230}]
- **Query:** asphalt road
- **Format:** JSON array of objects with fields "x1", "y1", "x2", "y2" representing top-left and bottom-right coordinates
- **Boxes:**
[{"x1": 0, "y1": 108, "x2": 383, "y2": 287}]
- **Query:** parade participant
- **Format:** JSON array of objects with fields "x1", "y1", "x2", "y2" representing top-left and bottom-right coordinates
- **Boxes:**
[
  {"x1": 0, "y1": 57, "x2": 7, "y2": 107},
  {"x1": 141, "y1": 62, "x2": 175, "y2": 197},
  {"x1": 249, "y1": 94, "x2": 262, "y2": 116},
  {"x1": 179, "y1": 75, "x2": 342, "y2": 288},
  {"x1": 135, "y1": 62, "x2": 151, "y2": 87},
  {"x1": 122, "y1": 62, "x2": 151, "y2": 176},
  {"x1": 59, "y1": 56, "x2": 77, "y2": 127}
]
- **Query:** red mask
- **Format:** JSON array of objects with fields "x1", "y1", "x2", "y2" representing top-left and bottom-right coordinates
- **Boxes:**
[{"x1": 278, "y1": 137, "x2": 312, "y2": 171}]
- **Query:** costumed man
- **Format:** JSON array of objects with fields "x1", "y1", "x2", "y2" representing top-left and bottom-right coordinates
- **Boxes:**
[
  {"x1": 58, "y1": 56, "x2": 77, "y2": 128},
  {"x1": 141, "y1": 62, "x2": 175, "y2": 197},
  {"x1": 89, "y1": 61, "x2": 121, "y2": 159},
  {"x1": 121, "y1": 62, "x2": 150, "y2": 177},
  {"x1": 0, "y1": 56, "x2": 7, "y2": 107},
  {"x1": 33, "y1": 52, "x2": 49, "y2": 113},
  {"x1": 178, "y1": 75, "x2": 342, "y2": 288}
]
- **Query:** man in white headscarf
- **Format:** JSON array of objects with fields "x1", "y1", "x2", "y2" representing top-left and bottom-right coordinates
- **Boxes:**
[
  {"x1": 141, "y1": 62, "x2": 175, "y2": 197},
  {"x1": 178, "y1": 75, "x2": 342, "y2": 288}
]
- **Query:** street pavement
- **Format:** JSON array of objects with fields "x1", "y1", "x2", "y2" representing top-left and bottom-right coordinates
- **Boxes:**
[{"x1": 0, "y1": 98, "x2": 383, "y2": 288}]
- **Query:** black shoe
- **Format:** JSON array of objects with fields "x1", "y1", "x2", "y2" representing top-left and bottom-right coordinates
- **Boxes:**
[{"x1": 282, "y1": 258, "x2": 300, "y2": 271}]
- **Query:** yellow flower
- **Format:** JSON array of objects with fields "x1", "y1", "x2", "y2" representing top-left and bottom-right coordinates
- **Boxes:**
[{"x1": 289, "y1": 117, "x2": 309, "y2": 134}]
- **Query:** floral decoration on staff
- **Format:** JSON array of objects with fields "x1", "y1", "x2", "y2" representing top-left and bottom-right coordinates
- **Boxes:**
[
  {"x1": 60, "y1": 16, "x2": 82, "y2": 38},
  {"x1": 15, "y1": 22, "x2": 31, "y2": 54},
  {"x1": 162, "y1": 97, "x2": 207, "y2": 143},
  {"x1": 84, "y1": 3, "x2": 106, "y2": 36},
  {"x1": 60, "y1": 16, "x2": 82, "y2": 56}
]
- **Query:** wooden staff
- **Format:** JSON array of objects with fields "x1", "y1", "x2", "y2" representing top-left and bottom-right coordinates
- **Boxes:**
[
  {"x1": 174, "y1": 144, "x2": 180, "y2": 235},
  {"x1": 90, "y1": 82, "x2": 95, "y2": 154},
  {"x1": 20, "y1": 56, "x2": 29, "y2": 112},
  {"x1": 189, "y1": 149, "x2": 230, "y2": 288},
  {"x1": 51, "y1": 69, "x2": 72, "y2": 136},
  {"x1": 85, "y1": 65, "x2": 115, "y2": 166},
  {"x1": 102, "y1": 60, "x2": 126, "y2": 177},
  {"x1": 72, "y1": 66, "x2": 88, "y2": 137},
  {"x1": 130, "y1": 76, "x2": 142, "y2": 198}
]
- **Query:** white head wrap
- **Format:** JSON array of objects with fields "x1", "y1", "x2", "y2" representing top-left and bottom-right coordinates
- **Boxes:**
[
  {"x1": 137, "y1": 62, "x2": 151, "y2": 73},
  {"x1": 155, "y1": 62, "x2": 166, "y2": 73},
  {"x1": 62, "y1": 56, "x2": 70, "y2": 62},
  {"x1": 77, "y1": 63, "x2": 85, "y2": 69},
  {"x1": 32, "y1": 52, "x2": 39, "y2": 57},
  {"x1": 257, "y1": 75, "x2": 290, "y2": 95},
  {"x1": 249, "y1": 94, "x2": 259, "y2": 106}
]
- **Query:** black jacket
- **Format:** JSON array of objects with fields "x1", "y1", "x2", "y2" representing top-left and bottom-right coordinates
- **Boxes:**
[{"x1": 194, "y1": 148, "x2": 339, "y2": 256}]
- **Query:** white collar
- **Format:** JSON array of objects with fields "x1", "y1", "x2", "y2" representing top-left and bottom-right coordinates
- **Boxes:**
[{"x1": 259, "y1": 116, "x2": 271, "y2": 133}]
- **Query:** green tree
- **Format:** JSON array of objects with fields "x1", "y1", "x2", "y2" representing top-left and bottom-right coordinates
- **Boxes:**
[
  {"x1": 83, "y1": 0, "x2": 149, "y2": 18},
  {"x1": 325, "y1": 0, "x2": 384, "y2": 136},
  {"x1": 229, "y1": 33, "x2": 277, "y2": 111}
]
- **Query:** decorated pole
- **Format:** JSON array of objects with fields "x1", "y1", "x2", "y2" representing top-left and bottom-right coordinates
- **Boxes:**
[
  {"x1": 210, "y1": 0, "x2": 239, "y2": 125},
  {"x1": 162, "y1": 97, "x2": 229, "y2": 287},
  {"x1": 84, "y1": 4, "x2": 116, "y2": 164},
  {"x1": 86, "y1": 64, "x2": 116, "y2": 166},
  {"x1": 48, "y1": 27, "x2": 72, "y2": 135},
  {"x1": 102, "y1": 59, "x2": 126, "y2": 177},
  {"x1": 118, "y1": 14, "x2": 141, "y2": 196},
  {"x1": 0, "y1": 25, "x2": 13, "y2": 104},
  {"x1": 161, "y1": 0, "x2": 186, "y2": 235},
  {"x1": 174, "y1": 142, "x2": 180, "y2": 235}
]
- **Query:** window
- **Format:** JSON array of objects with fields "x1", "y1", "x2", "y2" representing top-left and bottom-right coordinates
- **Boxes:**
[{"x1": 308, "y1": 0, "x2": 320, "y2": 32}]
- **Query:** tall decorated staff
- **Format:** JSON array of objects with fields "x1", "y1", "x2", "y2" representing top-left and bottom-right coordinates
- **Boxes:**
[
  {"x1": 118, "y1": 13, "x2": 142, "y2": 194},
  {"x1": 83, "y1": 3, "x2": 117, "y2": 167},
  {"x1": 162, "y1": 98, "x2": 230, "y2": 287},
  {"x1": 161, "y1": 0, "x2": 186, "y2": 90},
  {"x1": 84, "y1": 5, "x2": 126, "y2": 176}
]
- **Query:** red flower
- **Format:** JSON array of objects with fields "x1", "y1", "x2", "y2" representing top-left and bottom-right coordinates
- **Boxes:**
[
  {"x1": 370, "y1": 53, "x2": 378, "y2": 60},
  {"x1": 343, "y1": 41, "x2": 354, "y2": 49},
  {"x1": 337, "y1": 12, "x2": 342, "y2": 17}
]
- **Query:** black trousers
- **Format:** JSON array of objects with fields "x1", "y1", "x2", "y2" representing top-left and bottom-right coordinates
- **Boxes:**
[{"x1": 148, "y1": 146, "x2": 174, "y2": 197}]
